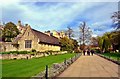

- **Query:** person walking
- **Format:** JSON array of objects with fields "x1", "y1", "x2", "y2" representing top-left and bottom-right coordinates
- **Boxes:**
[
  {"x1": 83, "y1": 50, "x2": 86, "y2": 56},
  {"x1": 91, "y1": 50, "x2": 94, "y2": 56},
  {"x1": 87, "y1": 50, "x2": 90, "y2": 56}
]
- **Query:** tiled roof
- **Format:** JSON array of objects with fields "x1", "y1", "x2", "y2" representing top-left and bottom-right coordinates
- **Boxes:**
[{"x1": 32, "y1": 29, "x2": 60, "y2": 45}]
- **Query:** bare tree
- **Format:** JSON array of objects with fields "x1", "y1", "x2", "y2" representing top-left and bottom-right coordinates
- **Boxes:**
[
  {"x1": 79, "y1": 37, "x2": 82, "y2": 45},
  {"x1": 67, "y1": 26, "x2": 73, "y2": 39},
  {"x1": 79, "y1": 22, "x2": 92, "y2": 46},
  {"x1": 90, "y1": 37, "x2": 98, "y2": 47},
  {"x1": 111, "y1": 11, "x2": 120, "y2": 29}
]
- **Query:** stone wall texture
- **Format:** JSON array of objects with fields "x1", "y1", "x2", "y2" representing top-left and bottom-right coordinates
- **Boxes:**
[{"x1": 0, "y1": 51, "x2": 67, "y2": 60}]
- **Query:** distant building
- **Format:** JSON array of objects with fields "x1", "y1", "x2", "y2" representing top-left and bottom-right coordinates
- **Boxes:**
[
  {"x1": 45, "y1": 30, "x2": 67, "y2": 39},
  {"x1": 52, "y1": 30, "x2": 60, "y2": 38}
]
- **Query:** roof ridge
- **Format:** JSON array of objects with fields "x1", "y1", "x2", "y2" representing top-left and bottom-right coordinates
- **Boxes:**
[
  {"x1": 31, "y1": 28, "x2": 58, "y2": 39},
  {"x1": 31, "y1": 28, "x2": 59, "y2": 45}
]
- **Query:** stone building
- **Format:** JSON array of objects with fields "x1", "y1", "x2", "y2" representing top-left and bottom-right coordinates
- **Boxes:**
[
  {"x1": 52, "y1": 30, "x2": 60, "y2": 38},
  {"x1": 0, "y1": 24, "x2": 60, "y2": 52},
  {"x1": 45, "y1": 30, "x2": 67, "y2": 39}
]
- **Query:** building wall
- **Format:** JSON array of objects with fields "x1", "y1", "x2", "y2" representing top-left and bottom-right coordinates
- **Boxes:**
[
  {"x1": 52, "y1": 30, "x2": 60, "y2": 38},
  {"x1": 0, "y1": 42, "x2": 18, "y2": 52},
  {"x1": 37, "y1": 44, "x2": 60, "y2": 52},
  {"x1": 0, "y1": 42, "x2": 60, "y2": 52},
  {"x1": 18, "y1": 26, "x2": 38, "y2": 51}
]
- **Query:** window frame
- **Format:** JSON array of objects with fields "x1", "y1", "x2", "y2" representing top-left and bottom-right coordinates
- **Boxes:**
[{"x1": 25, "y1": 40, "x2": 32, "y2": 48}]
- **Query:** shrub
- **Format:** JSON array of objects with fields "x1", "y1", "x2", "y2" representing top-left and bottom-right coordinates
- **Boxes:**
[
  {"x1": 31, "y1": 49, "x2": 36, "y2": 52},
  {"x1": 95, "y1": 49, "x2": 101, "y2": 53},
  {"x1": 20, "y1": 51, "x2": 30, "y2": 54},
  {"x1": 67, "y1": 50, "x2": 73, "y2": 53},
  {"x1": 74, "y1": 49, "x2": 80, "y2": 53},
  {"x1": 1, "y1": 51, "x2": 30, "y2": 54}
]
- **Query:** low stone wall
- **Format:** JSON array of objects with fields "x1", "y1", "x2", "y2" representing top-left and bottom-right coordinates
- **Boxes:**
[
  {"x1": 1, "y1": 54, "x2": 37, "y2": 60},
  {"x1": 0, "y1": 51, "x2": 68, "y2": 60},
  {"x1": 48, "y1": 51, "x2": 67, "y2": 55}
]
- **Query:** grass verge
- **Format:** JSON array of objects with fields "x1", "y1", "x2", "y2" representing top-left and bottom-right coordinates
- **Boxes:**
[
  {"x1": 2, "y1": 53, "x2": 76, "y2": 77},
  {"x1": 101, "y1": 52, "x2": 120, "y2": 60}
]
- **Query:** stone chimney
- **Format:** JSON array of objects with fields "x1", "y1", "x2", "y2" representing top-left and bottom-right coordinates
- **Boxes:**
[
  {"x1": 18, "y1": 20, "x2": 21, "y2": 26},
  {"x1": 45, "y1": 30, "x2": 51, "y2": 36},
  {"x1": 25, "y1": 24, "x2": 28, "y2": 27}
]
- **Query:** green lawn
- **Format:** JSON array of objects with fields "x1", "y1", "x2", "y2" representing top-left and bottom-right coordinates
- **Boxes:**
[
  {"x1": 102, "y1": 52, "x2": 120, "y2": 60},
  {"x1": 2, "y1": 53, "x2": 76, "y2": 77}
]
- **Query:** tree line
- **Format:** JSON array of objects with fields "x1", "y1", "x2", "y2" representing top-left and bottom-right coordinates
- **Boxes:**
[
  {"x1": 92, "y1": 11, "x2": 120, "y2": 53},
  {"x1": 96, "y1": 31, "x2": 120, "y2": 53}
]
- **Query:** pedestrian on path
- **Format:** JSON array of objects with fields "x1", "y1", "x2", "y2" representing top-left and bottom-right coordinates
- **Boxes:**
[
  {"x1": 90, "y1": 50, "x2": 94, "y2": 56},
  {"x1": 83, "y1": 50, "x2": 86, "y2": 56},
  {"x1": 87, "y1": 50, "x2": 90, "y2": 56}
]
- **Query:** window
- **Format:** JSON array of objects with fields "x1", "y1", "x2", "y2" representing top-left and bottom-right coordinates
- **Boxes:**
[{"x1": 25, "y1": 40, "x2": 32, "y2": 48}]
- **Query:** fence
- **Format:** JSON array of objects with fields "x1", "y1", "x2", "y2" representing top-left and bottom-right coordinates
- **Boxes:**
[
  {"x1": 34, "y1": 53, "x2": 81, "y2": 78},
  {"x1": 96, "y1": 53, "x2": 120, "y2": 65}
]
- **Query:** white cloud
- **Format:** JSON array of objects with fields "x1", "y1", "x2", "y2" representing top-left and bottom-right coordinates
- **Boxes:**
[
  {"x1": 0, "y1": 0, "x2": 21, "y2": 7},
  {"x1": 90, "y1": 20, "x2": 112, "y2": 31},
  {"x1": 1, "y1": 1, "x2": 118, "y2": 37},
  {"x1": 2, "y1": 2, "x2": 103, "y2": 29},
  {"x1": 22, "y1": 2, "x2": 91, "y2": 27}
]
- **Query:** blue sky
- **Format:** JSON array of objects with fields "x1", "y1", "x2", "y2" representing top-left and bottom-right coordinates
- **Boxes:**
[{"x1": 0, "y1": 0, "x2": 119, "y2": 40}]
